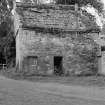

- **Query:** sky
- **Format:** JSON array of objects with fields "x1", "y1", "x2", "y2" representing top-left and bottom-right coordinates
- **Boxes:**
[{"x1": 16, "y1": 0, "x2": 20, "y2": 2}]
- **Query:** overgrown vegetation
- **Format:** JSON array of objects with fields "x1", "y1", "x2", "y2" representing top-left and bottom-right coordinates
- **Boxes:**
[
  {"x1": 72, "y1": 44, "x2": 98, "y2": 75},
  {"x1": 56, "y1": 0, "x2": 103, "y2": 13},
  {"x1": 0, "y1": 0, "x2": 15, "y2": 67},
  {"x1": 72, "y1": 32, "x2": 99, "y2": 75}
]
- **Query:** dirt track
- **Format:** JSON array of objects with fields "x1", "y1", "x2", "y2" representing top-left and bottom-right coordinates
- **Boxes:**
[{"x1": 0, "y1": 76, "x2": 105, "y2": 105}]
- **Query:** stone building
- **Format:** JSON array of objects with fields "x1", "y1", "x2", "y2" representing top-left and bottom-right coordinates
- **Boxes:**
[{"x1": 14, "y1": 1, "x2": 100, "y2": 75}]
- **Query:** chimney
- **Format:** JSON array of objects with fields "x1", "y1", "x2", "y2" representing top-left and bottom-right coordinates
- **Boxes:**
[{"x1": 75, "y1": 3, "x2": 78, "y2": 11}]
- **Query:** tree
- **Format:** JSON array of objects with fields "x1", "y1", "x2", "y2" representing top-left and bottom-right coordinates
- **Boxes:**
[
  {"x1": 56, "y1": 0, "x2": 103, "y2": 13},
  {"x1": 0, "y1": 0, "x2": 15, "y2": 66}
]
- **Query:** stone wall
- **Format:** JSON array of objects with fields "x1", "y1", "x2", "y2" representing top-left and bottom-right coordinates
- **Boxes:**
[
  {"x1": 15, "y1": 2, "x2": 100, "y2": 75},
  {"x1": 18, "y1": 29, "x2": 98, "y2": 75}
]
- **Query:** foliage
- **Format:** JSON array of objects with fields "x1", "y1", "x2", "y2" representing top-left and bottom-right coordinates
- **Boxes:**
[
  {"x1": 56, "y1": 0, "x2": 103, "y2": 13},
  {"x1": 0, "y1": 0, "x2": 15, "y2": 66}
]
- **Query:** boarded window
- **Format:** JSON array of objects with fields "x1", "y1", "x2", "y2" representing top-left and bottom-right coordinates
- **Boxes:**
[{"x1": 23, "y1": 56, "x2": 38, "y2": 73}]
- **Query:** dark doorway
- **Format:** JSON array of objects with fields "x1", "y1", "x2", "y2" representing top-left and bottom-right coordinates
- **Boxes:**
[
  {"x1": 54, "y1": 56, "x2": 63, "y2": 75},
  {"x1": 0, "y1": 52, "x2": 6, "y2": 64},
  {"x1": 0, "y1": 52, "x2": 6, "y2": 69},
  {"x1": 101, "y1": 46, "x2": 105, "y2": 51}
]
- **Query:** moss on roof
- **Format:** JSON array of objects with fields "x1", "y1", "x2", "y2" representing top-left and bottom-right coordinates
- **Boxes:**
[{"x1": 16, "y1": 2, "x2": 100, "y2": 33}]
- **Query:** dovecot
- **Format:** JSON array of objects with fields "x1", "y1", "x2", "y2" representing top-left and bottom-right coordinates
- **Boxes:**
[{"x1": 14, "y1": 1, "x2": 100, "y2": 75}]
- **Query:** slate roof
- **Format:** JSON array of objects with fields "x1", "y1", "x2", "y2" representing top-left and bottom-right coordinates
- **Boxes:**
[{"x1": 16, "y1": 2, "x2": 100, "y2": 33}]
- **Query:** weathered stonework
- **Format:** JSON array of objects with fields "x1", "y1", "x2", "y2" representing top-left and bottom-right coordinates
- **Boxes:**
[{"x1": 15, "y1": 2, "x2": 100, "y2": 75}]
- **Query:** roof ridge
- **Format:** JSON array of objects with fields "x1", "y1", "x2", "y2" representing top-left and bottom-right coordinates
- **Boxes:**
[{"x1": 16, "y1": 2, "x2": 76, "y2": 11}]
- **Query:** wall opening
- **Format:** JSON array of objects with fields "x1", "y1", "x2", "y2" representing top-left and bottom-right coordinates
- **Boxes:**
[
  {"x1": 25, "y1": 56, "x2": 38, "y2": 73},
  {"x1": 0, "y1": 52, "x2": 6, "y2": 69},
  {"x1": 101, "y1": 46, "x2": 105, "y2": 51},
  {"x1": 54, "y1": 56, "x2": 63, "y2": 75}
]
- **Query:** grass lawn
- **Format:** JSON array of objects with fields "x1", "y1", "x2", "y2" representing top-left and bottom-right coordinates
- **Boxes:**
[{"x1": 0, "y1": 68, "x2": 105, "y2": 88}]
